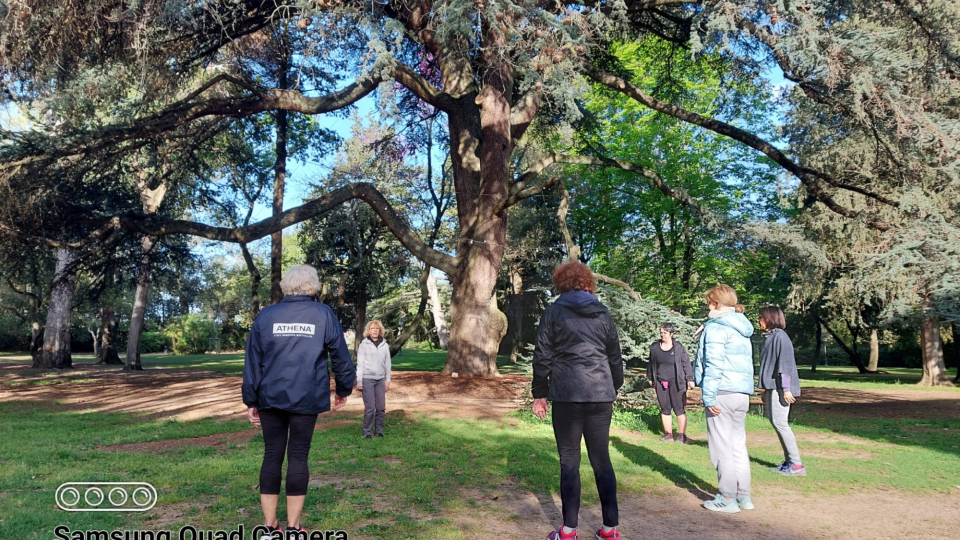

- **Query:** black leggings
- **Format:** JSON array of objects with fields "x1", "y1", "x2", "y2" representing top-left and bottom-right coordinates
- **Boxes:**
[
  {"x1": 552, "y1": 401, "x2": 619, "y2": 529},
  {"x1": 259, "y1": 409, "x2": 318, "y2": 496}
]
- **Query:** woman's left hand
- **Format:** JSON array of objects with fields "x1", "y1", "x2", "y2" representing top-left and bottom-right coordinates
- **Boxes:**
[
  {"x1": 532, "y1": 398, "x2": 549, "y2": 419},
  {"x1": 783, "y1": 391, "x2": 796, "y2": 404},
  {"x1": 687, "y1": 381, "x2": 695, "y2": 390},
  {"x1": 706, "y1": 405, "x2": 722, "y2": 416},
  {"x1": 385, "y1": 381, "x2": 391, "y2": 392},
  {"x1": 247, "y1": 407, "x2": 260, "y2": 426}
]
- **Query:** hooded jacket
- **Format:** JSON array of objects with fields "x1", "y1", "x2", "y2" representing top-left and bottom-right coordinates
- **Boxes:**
[
  {"x1": 242, "y1": 295, "x2": 356, "y2": 414},
  {"x1": 357, "y1": 337, "x2": 391, "y2": 382},
  {"x1": 532, "y1": 291, "x2": 624, "y2": 402},
  {"x1": 694, "y1": 311, "x2": 755, "y2": 406}
]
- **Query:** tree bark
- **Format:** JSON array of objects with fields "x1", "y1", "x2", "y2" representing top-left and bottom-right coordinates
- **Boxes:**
[
  {"x1": 919, "y1": 312, "x2": 952, "y2": 386},
  {"x1": 125, "y1": 234, "x2": 154, "y2": 370},
  {"x1": 38, "y1": 248, "x2": 79, "y2": 369},
  {"x1": 427, "y1": 272, "x2": 449, "y2": 350},
  {"x1": 98, "y1": 308, "x2": 122, "y2": 365},
  {"x1": 868, "y1": 328, "x2": 879, "y2": 372},
  {"x1": 30, "y1": 322, "x2": 44, "y2": 367},
  {"x1": 353, "y1": 285, "x2": 367, "y2": 356}
]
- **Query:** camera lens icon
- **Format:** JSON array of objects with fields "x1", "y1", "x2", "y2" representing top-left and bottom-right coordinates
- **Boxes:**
[{"x1": 56, "y1": 483, "x2": 157, "y2": 512}]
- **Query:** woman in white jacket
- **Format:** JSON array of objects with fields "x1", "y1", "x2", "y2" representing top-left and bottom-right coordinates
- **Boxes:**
[{"x1": 356, "y1": 320, "x2": 391, "y2": 438}]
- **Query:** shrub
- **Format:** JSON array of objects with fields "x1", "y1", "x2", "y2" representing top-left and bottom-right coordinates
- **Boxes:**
[
  {"x1": 162, "y1": 315, "x2": 217, "y2": 355},
  {"x1": 140, "y1": 332, "x2": 171, "y2": 354}
]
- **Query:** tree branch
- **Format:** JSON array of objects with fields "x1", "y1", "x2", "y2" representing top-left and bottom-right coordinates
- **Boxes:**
[
  {"x1": 585, "y1": 67, "x2": 892, "y2": 231},
  {"x1": 391, "y1": 62, "x2": 456, "y2": 112},
  {"x1": 120, "y1": 183, "x2": 459, "y2": 276},
  {"x1": 510, "y1": 82, "x2": 543, "y2": 141}
]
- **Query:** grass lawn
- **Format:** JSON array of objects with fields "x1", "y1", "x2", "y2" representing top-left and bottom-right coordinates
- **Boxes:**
[{"x1": 1, "y1": 384, "x2": 958, "y2": 539}]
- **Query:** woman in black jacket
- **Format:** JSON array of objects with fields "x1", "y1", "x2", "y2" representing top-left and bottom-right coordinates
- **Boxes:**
[
  {"x1": 533, "y1": 261, "x2": 624, "y2": 540},
  {"x1": 242, "y1": 265, "x2": 356, "y2": 537},
  {"x1": 647, "y1": 323, "x2": 695, "y2": 443}
]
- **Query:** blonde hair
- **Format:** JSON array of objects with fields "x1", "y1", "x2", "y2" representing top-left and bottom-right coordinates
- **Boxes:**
[
  {"x1": 363, "y1": 319, "x2": 386, "y2": 339},
  {"x1": 706, "y1": 284, "x2": 745, "y2": 313},
  {"x1": 280, "y1": 265, "x2": 321, "y2": 296}
]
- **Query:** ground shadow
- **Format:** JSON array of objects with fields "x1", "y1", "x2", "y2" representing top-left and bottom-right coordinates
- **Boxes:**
[{"x1": 611, "y1": 436, "x2": 714, "y2": 501}]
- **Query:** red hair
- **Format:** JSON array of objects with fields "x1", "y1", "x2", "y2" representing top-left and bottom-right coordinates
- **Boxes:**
[{"x1": 552, "y1": 262, "x2": 596, "y2": 294}]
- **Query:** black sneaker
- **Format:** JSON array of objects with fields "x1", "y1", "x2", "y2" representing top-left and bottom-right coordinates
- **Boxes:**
[
  {"x1": 286, "y1": 526, "x2": 307, "y2": 539},
  {"x1": 376, "y1": 433, "x2": 384, "y2": 438}
]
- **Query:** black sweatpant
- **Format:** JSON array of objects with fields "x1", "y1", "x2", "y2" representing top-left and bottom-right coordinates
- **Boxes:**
[
  {"x1": 259, "y1": 409, "x2": 318, "y2": 496},
  {"x1": 552, "y1": 401, "x2": 619, "y2": 529}
]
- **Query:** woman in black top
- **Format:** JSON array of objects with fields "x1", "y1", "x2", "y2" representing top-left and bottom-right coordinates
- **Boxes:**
[
  {"x1": 647, "y1": 323, "x2": 694, "y2": 443},
  {"x1": 532, "y1": 261, "x2": 624, "y2": 540}
]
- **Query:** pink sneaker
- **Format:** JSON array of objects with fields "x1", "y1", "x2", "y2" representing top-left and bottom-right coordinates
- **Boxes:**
[
  {"x1": 547, "y1": 527, "x2": 578, "y2": 540},
  {"x1": 595, "y1": 528, "x2": 620, "y2": 540}
]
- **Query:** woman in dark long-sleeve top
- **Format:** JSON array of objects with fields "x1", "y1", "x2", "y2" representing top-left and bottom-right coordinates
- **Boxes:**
[{"x1": 532, "y1": 261, "x2": 624, "y2": 540}]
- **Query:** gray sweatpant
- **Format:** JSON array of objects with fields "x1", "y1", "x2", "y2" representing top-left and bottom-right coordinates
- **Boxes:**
[
  {"x1": 764, "y1": 389, "x2": 801, "y2": 464},
  {"x1": 706, "y1": 393, "x2": 751, "y2": 498},
  {"x1": 361, "y1": 377, "x2": 386, "y2": 437}
]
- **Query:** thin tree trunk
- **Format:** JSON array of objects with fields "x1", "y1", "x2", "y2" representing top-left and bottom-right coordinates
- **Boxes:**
[
  {"x1": 270, "y1": 59, "x2": 290, "y2": 305},
  {"x1": 427, "y1": 272, "x2": 449, "y2": 350},
  {"x1": 38, "y1": 248, "x2": 79, "y2": 369},
  {"x1": 390, "y1": 268, "x2": 431, "y2": 356},
  {"x1": 867, "y1": 328, "x2": 880, "y2": 372},
  {"x1": 353, "y1": 285, "x2": 367, "y2": 356},
  {"x1": 812, "y1": 318, "x2": 822, "y2": 373},
  {"x1": 99, "y1": 308, "x2": 122, "y2": 365},
  {"x1": 240, "y1": 243, "x2": 262, "y2": 317},
  {"x1": 952, "y1": 321, "x2": 960, "y2": 383},
  {"x1": 919, "y1": 312, "x2": 952, "y2": 386},
  {"x1": 30, "y1": 322, "x2": 44, "y2": 367},
  {"x1": 125, "y1": 235, "x2": 154, "y2": 370},
  {"x1": 817, "y1": 316, "x2": 869, "y2": 373}
]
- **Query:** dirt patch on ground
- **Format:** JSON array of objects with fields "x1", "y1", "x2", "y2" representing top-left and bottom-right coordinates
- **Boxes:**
[
  {"x1": 100, "y1": 429, "x2": 260, "y2": 453},
  {"x1": 0, "y1": 365, "x2": 528, "y2": 421},
  {"x1": 798, "y1": 386, "x2": 960, "y2": 420},
  {"x1": 455, "y1": 483, "x2": 959, "y2": 540}
]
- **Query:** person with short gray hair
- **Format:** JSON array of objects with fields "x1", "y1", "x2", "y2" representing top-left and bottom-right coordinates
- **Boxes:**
[{"x1": 242, "y1": 264, "x2": 355, "y2": 537}]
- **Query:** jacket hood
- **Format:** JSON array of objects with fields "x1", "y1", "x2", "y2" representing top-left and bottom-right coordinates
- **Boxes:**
[
  {"x1": 554, "y1": 291, "x2": 607, "y2": 316},
  {"x1": 710, "y1": 312, "x2": 755, "y2": 338}
]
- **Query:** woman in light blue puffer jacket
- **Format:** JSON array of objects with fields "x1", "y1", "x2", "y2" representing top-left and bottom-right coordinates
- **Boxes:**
[{"x1": 694, "y1": 285, "x2": 755, "y2": 514}]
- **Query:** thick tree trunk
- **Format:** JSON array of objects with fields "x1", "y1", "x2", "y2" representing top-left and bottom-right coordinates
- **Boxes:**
[
  {"x1": 98, "y1": 308, "x2": 122, "y2": 365},
  {"x1": 38, "y1": 248, "x2": 79, "y2": 369},
  {"x1": 125, "y1": 235, "x2": 154, "y2": 370},
  {"x1": 867, "y1": 328, "x2": 879, "y2": 372},
  {"x1": 919, "y1": 313, "x2": 952, "y2": 386},
  {"x1": 427, "y1": 273, "x2": 449, "y2": 350}
]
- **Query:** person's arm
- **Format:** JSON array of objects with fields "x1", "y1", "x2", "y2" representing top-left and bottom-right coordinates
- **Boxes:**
[
  {"x1": 646, "y1": 344, "x2": 656, "y2": 384},
  {"x1": 699, "y1": 326, "x2": 725, "y2": 408},
  {"x1": 679, "y1": 343, "x2": 695, "y2": 388},
  {"x1": 531, "y1": 308, "x2": 555, "y2": 400},
  {"x1": 325, "y1": 315, "x2": 356, "y2": 399},
  {"x1": 606, "y1": 313, "x2": 624, "y2": 392},
  {"x1": 384, "y1": 343, "x2": 392, "y2": 391},
  {"x1": 776, "y1": 333, "x2": 798, "y2": 401},
  {"x1": 241, "y1": 320, "x2": 263, "y2": 409}
]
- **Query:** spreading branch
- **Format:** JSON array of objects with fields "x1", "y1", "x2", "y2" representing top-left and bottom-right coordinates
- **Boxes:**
[
  {"x1": 119, "y1": 183, "x2": 458, "y2": 276},
  {"x1": 586, "y1": 67, "x2": 892, "y2": 231}
]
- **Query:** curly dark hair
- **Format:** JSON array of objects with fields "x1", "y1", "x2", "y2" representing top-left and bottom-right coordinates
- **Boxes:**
[{"x1": 552, "y1": 261, "x2": 596, "y2": 294}]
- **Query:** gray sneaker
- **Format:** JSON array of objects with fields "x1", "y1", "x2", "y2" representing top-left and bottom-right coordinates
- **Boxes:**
[
  {"x1": 658, "y1": 433, "x2": 674, "y2": 442},
  {"x1": 675, "y1": 434, "x2": 690, "y2": 444},
  {"x1": 703, "y1": 494, "x2": 741, "y2": 513}
]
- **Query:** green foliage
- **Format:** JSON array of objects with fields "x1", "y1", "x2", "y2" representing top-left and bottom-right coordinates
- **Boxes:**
[
  {"x1": 162, "y1": 315, "x2": 216, "y2": 356},
  {"x1": 139, "y1": 331, "x2": 171, "y2": 354}
]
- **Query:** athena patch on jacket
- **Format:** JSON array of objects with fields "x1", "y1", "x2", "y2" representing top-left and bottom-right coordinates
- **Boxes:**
[{"x1": 272, "y1": 323, "x2": 316, "y2": 337}]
